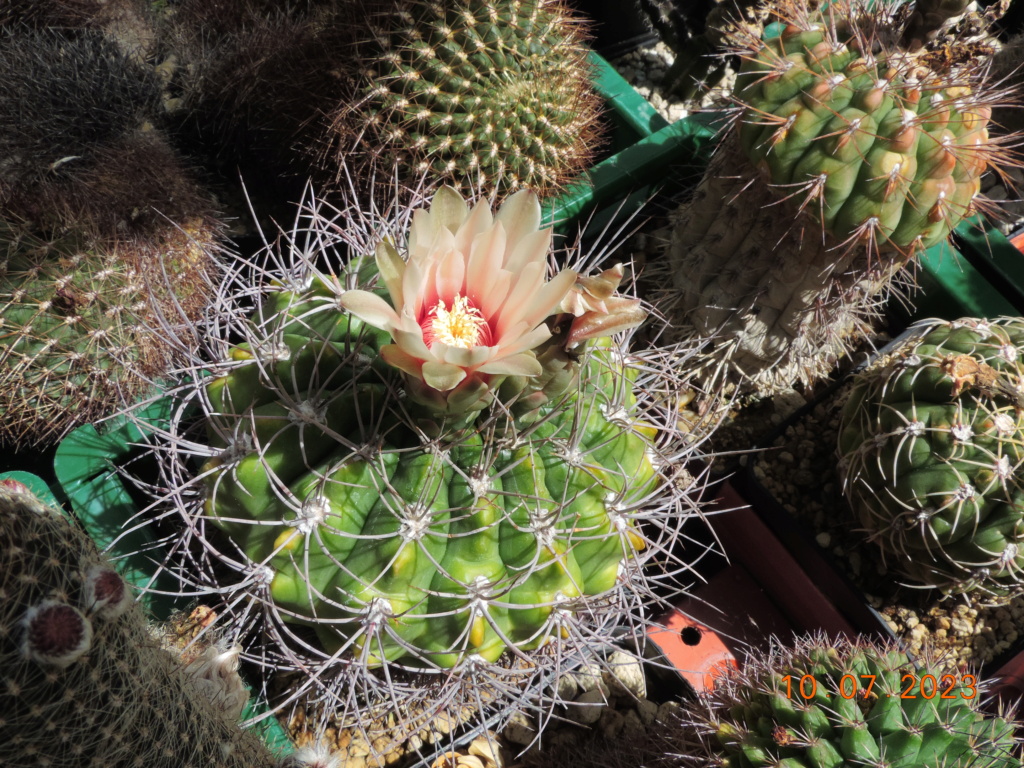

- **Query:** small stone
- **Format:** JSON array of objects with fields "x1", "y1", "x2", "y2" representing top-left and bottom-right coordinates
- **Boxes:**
[
  {"x1": 602, "y1": 651, "x2": 647, "y2": 698},
  {"x1": 599, "y1": 708, "x2": 625, "y2": 740},
  {"x1": 636, "y1": 698, "x2": 659, "y2": 725},
  {"x1": 502, "y1": 714, "x2": 536, "y2": 747},
  {"x1": 656, "y1": 701, "x2": 681, "y2": 723},
  {"x1": 567, "y1": 689, "x2": 607, "y2": 725}
]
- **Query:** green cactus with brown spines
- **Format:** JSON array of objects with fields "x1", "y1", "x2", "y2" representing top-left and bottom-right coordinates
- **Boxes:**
[
  {"x1": 161, "y1": 0, "x2": 603, "y2": 200},
  {"x1": 662, "y1": 0, "x2": 1019, "y2": 397},
  {"x1": 0, "y1": 215, "x2": 219, "y2": 447},
  {"x1": 325, "y1": 0, "x2": 603, "y2": 198},
  {"x1": 681, "y1": 635, "x2": 1022, "y2": 768},
  {"x1": 0, "y1": 482, "x2": 278, "y2": 768},
  {"x1": 838, "y1": 316, "x2": 1024, "y2": 603}
]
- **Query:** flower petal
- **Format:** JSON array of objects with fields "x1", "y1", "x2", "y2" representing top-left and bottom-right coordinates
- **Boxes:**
[
  {"x1": 479, "y1": 269, "x2": 512, "y2": 320},
  {"x1": 503, "y1": 227, "x2": 551, "y2": 276},
  {"x1": 381, "y1": 345, "x2": 424, "y2": 378},
  {"x1": 422, "y1": 360, "x2": 467, "y2": 391},
  {"x1": 494, "y1": 261, "x2": 546, "y2": 337},
  {"x1": 375, "y1": 240, "x2": 406, "y2": 308},
  {"x1": 453, "y1": 198, "x2": 494, "y2": 256},
  {"x1": 435, "y1": 246, "x2": 466, "y2": 304},
  {"x1": 493, "y1": 324, "x2": 551, "y2": 357},
  {"x1": 436, "y1": 343, "x2": 492, "y2": 368},
  {"x1": 339, "y1": 290, "x2": 400, "y2": 331},
  {"x1": 391, "y1": 325, "x2": 433, "y2": 359},
  {"x1": 514, "y1": 267, "x2": 578, "y2": 331},
  {"x1": 429, "y1": 186, "x2": 469, "y2": 237},
  {"x1": 466, "y1": 223, "x2": 506, "y2": 306},
  {"x1": 495, "y1": 189, "x2": 541, "y2": 251},
  {"x1": 476, "y1": 352, "x2": 543, "y2": 377}
]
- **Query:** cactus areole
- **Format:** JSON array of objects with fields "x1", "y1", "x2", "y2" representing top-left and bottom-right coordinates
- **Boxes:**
[
  {"x1": 839, "y1": 317, "x2": 1024, "y2": 602},
  {"x1": 200, "y1": 188, "x2": 653, "y2": 668}
]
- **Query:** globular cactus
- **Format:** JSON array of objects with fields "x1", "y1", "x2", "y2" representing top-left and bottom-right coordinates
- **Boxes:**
[
  {"x1": 144, "y1": 184, "x2": 706, "y2": 754},
  {"x1": 837, "y1": 316, "x2": 1024, "y2": 603},
  {"x1": 662, "y1": 0, "x2": 1019, "y2": 397},
  {"x1": 323, "y1": 0, "x2": 603, "y2": 199},
  {"x1": 0, "y1": 480, "x2": 278, "y2": 768},
  {"x1": 161, "y1": 0, "x2": 603, "y2": 201},
  {"x1": 0, "y1": 216, "x2": 219, "y2": 447},
  {"x1": 680, "y1": 635, "x2": 1022, "y2": 768}
]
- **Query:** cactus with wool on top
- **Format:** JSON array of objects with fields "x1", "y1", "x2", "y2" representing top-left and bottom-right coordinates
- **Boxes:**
[
  {"x1": 837, "y1": 316, "x2": 1024, "y2": 603},
  {"x1": 679, "y1": 634, "x2": 1022, "y2": 768},
  {"x1": 662, "y1": 0, "x2": 1020, "y2": 397},
  {"x1": 143, "y1": 184, "x2": 708, "y2": 752},
  {"x1": 0, "y1": 479, "x2": 279, "y2": 768}
]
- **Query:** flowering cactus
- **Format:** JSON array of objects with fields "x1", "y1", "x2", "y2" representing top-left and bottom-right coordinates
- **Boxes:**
[{"x1": 143, "y1": 183, "x2": 709, "y2": 753}]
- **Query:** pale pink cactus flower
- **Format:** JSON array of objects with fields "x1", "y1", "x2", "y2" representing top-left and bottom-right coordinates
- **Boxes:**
[{"x1": 340, "y1": 186, "x2": 578, "y2": 393}]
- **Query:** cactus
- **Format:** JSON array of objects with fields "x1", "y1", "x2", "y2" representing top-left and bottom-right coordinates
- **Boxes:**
[
  {"x1": 0, "y1": 481, "x2": 278, "y2": 768},
  {"x1": 162, "y1": 0, "x2": 603, "y2": 200},
  {"x1": 661, "y1": 0, "x2": 1019, "y2": 396},
  {"x1": 0, "y1": 215, "x2": 219, "y2": 447},
  {"x1": 323, "y1": 0, "x2": 603, "y2": 198},
  {"x1": 837, "y1": 316, "x2": 1024, "y2": 603},
  {"x1": 144, "y1": 184, "x2": 705, "y2": 752},
  {"x1": 681, "y1": 634, "x2": 1022, "y2": 768}
]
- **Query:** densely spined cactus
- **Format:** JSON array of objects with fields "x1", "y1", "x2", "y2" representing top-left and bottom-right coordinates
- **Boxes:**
[
  {"x1": 662, "y1": 0, "x2": 1019, "y2": 396},
  {"x1": 0, "y1": 216, "x2": 218, "y2": 446},
  {"x1": 144, "y1": 184, "x2": 706, "y2": 754},
  {"x1": 681, "y1": 635, "x2": 1022, "y2": 768},
  {"x1": 324, "y1": 0, "x2": 603, "y2": 198},
  {"x1": 0, "y1": 481, "x2": 278, "y2": 768},
  {"x1": 163, "y1": 0, "x2": 603, "y2": 201},
  {"x1": 837, "y1": 316, "x2": 1024, "y2": 603}
]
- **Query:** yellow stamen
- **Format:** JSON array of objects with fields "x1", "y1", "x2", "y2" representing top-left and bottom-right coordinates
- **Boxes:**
[{"x1": 429, "y1": 295, "x2": 486, "y2": 349}]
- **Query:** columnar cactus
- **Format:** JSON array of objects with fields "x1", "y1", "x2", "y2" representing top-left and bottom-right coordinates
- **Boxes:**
[
  {"x1": 682, "y1": 635, "x2": 1022, "y2": 768},
  {"x1": 145, "y1": 184, "x2": 706, "y2": 752},
  {"x1": 662, "y1": 0, "x2": 1018, "y2": 396},
  {"x1": 838, "y1": 316, "x2": 1024, "y2": 603},
  {"x1": 0, "y1": 481, "x2": 277, "y2": 768}
]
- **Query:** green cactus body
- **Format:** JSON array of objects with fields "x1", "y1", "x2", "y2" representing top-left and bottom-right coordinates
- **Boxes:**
[
  {"x1": 737, "y1": 21, "x2": 988, "y2": 252},
  {"x1": 689, "y1": 636, "x2": 1021, "y2": 768},
  {"x1": 331, "y1": 0, "x2": 602, "y2": 198},
  {"x1": 664, "y1": 0, "x2": 1012, "y2": 396},
  {"x1": 200, "y1": 278, "x2": 656, "y2": 668},
  {"x1": 838, "y1": 317, "x2": 1024, "y2": 601}
]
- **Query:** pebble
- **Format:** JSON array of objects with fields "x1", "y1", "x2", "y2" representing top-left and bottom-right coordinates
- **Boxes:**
[
  {"x1": 602, "y1": 651, "x2": 647, "y2": 698},
  {"x1": 503, "y1": 714, "x2": 537, "y2": 747},
  {"x1": 567, "y1": 690, "x2": 608, "y2": 726}
]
